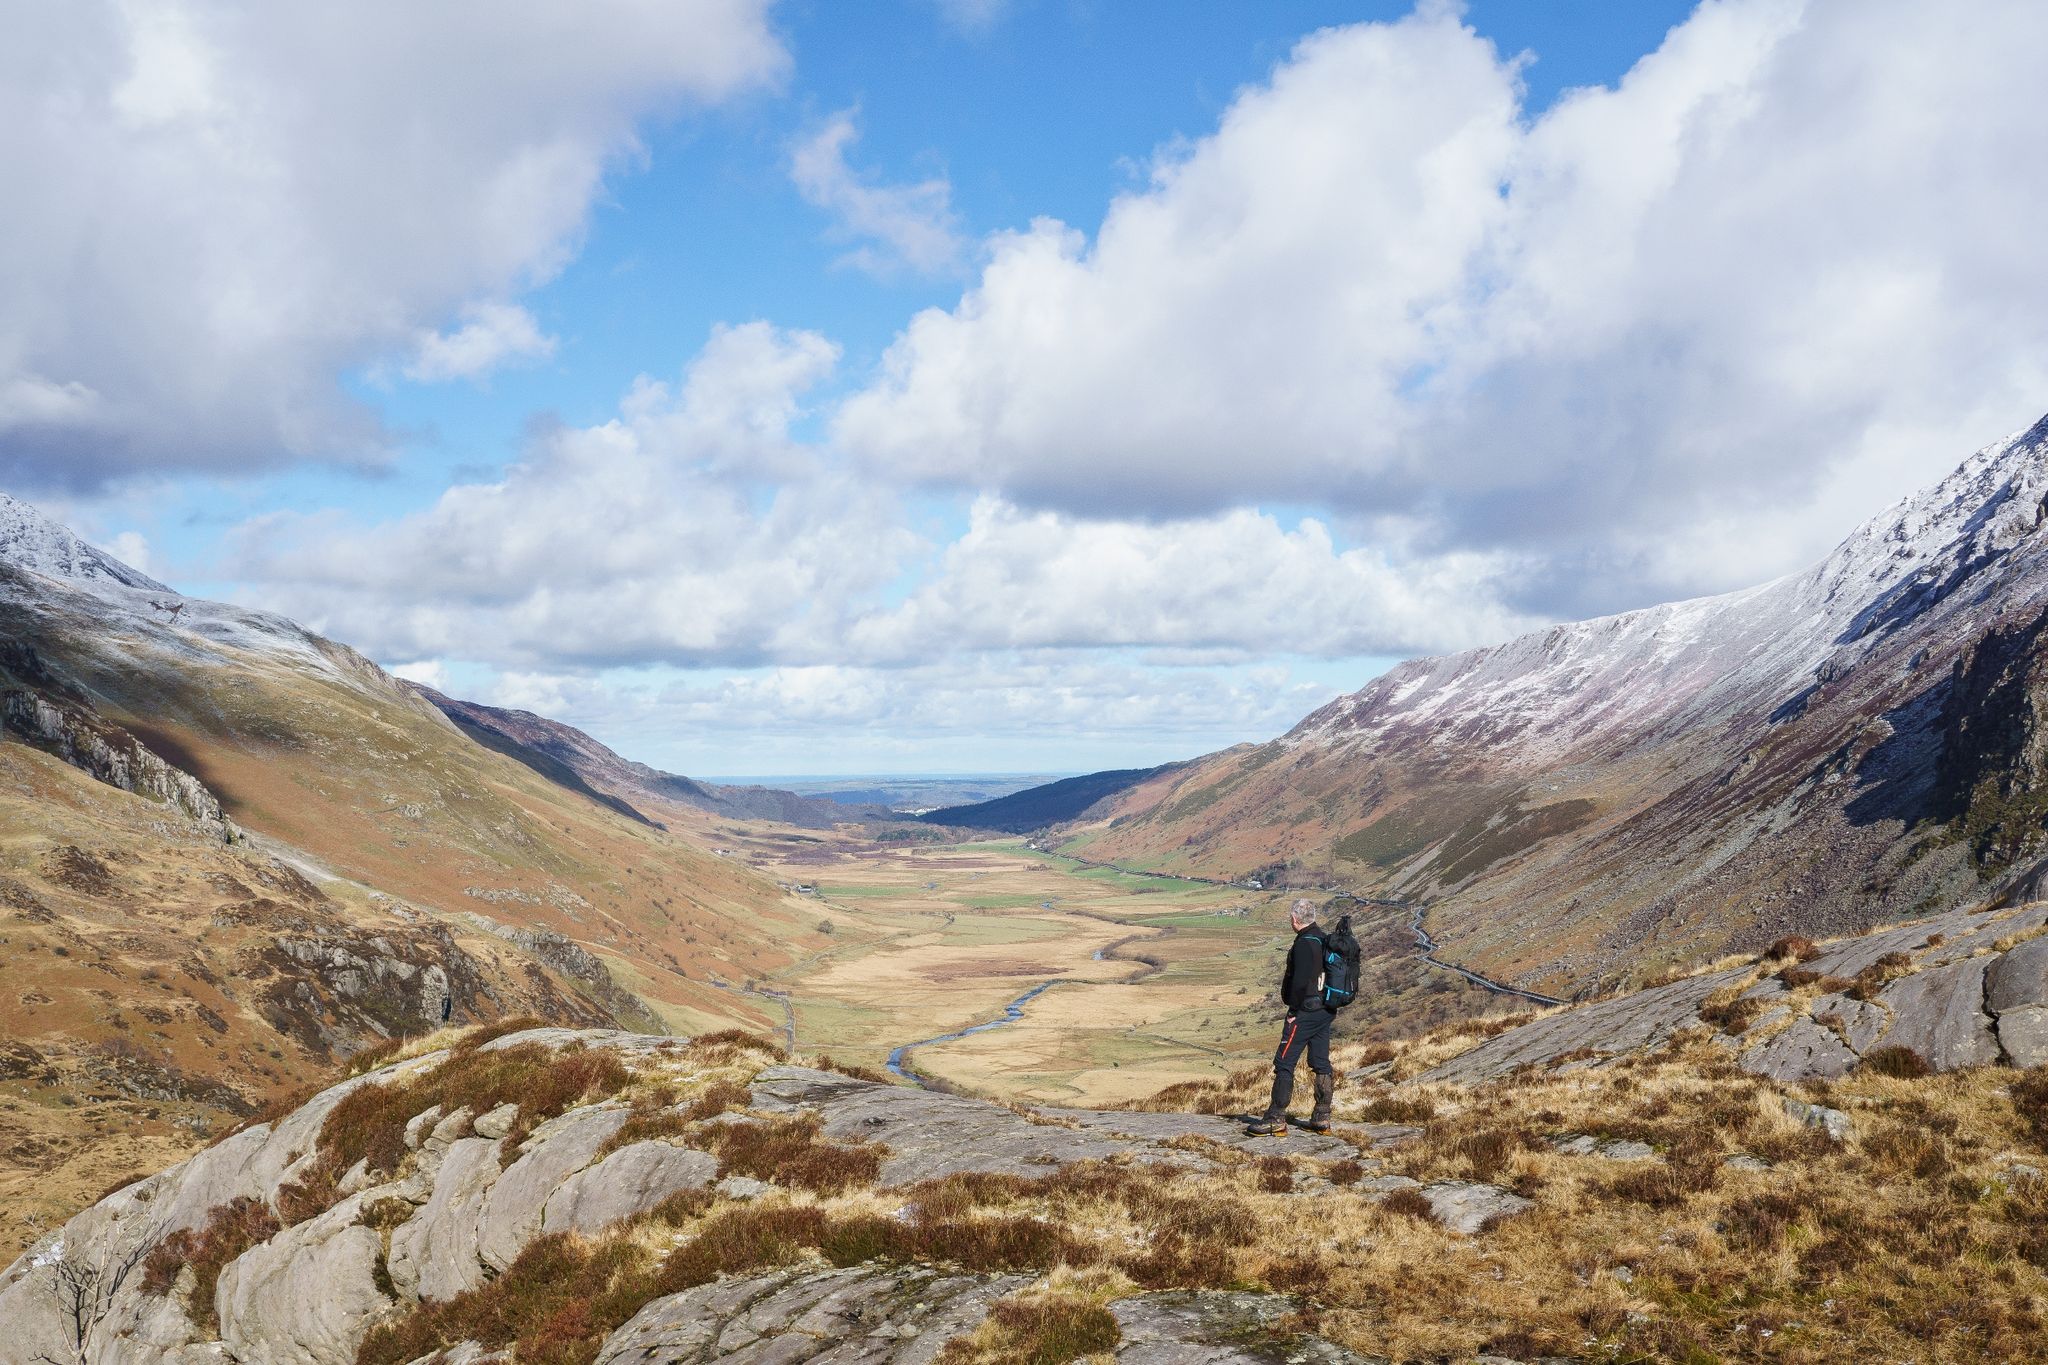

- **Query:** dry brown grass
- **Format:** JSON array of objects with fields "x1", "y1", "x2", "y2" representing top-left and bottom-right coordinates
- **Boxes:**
[
  {"x1": 139, "y1": 1196, "x2": 281, "y2": 1333},
  {"x1": 936, "y1": 1289, "x2": 1122, "y2": 1364}
]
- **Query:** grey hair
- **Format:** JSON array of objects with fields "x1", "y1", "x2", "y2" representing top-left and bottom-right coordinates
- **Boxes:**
[{"x1": 1290, "y1": 897, "x2": 1316, "y2": 918}]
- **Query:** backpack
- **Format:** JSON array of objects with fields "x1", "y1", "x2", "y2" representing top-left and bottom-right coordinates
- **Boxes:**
[{"x1": 1317, "y1": 915, "x2": 1362, "y2": 1011}]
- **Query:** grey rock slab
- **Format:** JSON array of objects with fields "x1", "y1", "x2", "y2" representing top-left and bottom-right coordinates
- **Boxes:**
[
  {"x1": 751, "y1": 1068, "x2": 1186, "y2": 1186},
  {"x1": 403, "y1": 1347, "x2": 510, "y2": 1365},
  {"x1": 1358, "y1": 1123, "x2": 1424, "y2": 1149},
  {"x1": 1358, "y1": 1175, "x2": 1423, "y2": 1194},
  {"x1": 542, "y1": 1141, "x2": 718, "y2": 1237},
  {"x1": 1874, "y1": 957, "x2": 2001, "y2": 1070},
  {"x1": 476, "y1": 1103, "x2": 630, "y2": 1272},
  {"x1": 1740, "y1": 1018, "x2": 1860, "y2": 1082},
  {"x1": 1923, "y1": 907, "x2": 2047, "y2": 966},
  {"x1": 1997, "y1": 1007, "x2": 2048, "y2": 1067},
  {"x1": 1550, "y1": 1134, "x2": 1654, "y2": 1159},
  {"x1": 1035, "y1": 1106, "x2": 1358, "y2": 1162},
  {"x1": 1808, "y1": 994, "x2": 1887, "y2": 1053},
  {"x1": 388, "y1": 1136, "x2": 502, "y2": 1302},
  {"x1": 215, "y1": 1191, "x2": 396, "y2": 1365},
  {"x1": 1418, "y1": 1180, "x2": 1533, "y2": 1235},
  {"x1": 593, "y1": 1263, "x2": 1027, "y2": 1365},
  {"x1": 1597, "y1": 1139, "x2": 1655, "y2": 1160},
  {"x1": 1986, "y1": 935, "x2": 2048, "y2": 1013},
  {"x1": 1417, "y1": 969, "x2": 1747, "y2": 1084},
  {"x1": 1725, "y1": 1154, "x2": 1773, "y2": 1172},
  {"x1": 716, "y1": 1174, "x2": 775, "y2": 1200},
  {"x1": 1783, "y1": 1099, "x2": 1852, "y2": 1143},
  {"x1": 1110, "y1": 1290, "x2": 1384, "y2": 1364},
  {"x1": 475, "y1": 1026, "x2": 675, "y2": 1057},
  {"x1": 1805, "y1": 909, "x2": 1986, "y2": 978}
]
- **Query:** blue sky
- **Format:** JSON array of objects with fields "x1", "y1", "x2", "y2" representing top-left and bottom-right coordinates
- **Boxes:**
[{"x1": 9, "y1": 0, "x2": 2048, "y2": 775}]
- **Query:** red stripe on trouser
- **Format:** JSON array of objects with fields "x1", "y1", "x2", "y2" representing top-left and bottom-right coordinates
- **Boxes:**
[{"x1": 1279, "y1": 1017, "x2": 1298, "y2": 1057}]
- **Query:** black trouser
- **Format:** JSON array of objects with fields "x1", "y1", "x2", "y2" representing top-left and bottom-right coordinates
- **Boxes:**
[{"x1": 1263, "y1": 1008, "x2": 1332, "y2": 1117}]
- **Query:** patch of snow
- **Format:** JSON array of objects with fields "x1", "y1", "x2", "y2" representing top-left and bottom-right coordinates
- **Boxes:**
[
  {"x1": 0, "y1": 491, "x2": 168, "y2": 592},
  {"x1": 1290, "y1": 413, "x2": 2048, "y2": 765}
]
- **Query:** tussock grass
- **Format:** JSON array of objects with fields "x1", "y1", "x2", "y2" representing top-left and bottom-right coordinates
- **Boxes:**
[{"x1": 936, "y1": 1290, "x2": 1122, "y2": 1364}]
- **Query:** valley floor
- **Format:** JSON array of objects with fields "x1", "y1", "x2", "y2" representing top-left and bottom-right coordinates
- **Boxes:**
[{"x1": 714, "y1": 832, "x2": 1515, "y2": 1104}]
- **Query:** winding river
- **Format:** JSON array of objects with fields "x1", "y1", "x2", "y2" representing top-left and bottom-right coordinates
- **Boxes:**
[{"x1": 885, "y1": 979, "x2": 1064, "y2": 1085}]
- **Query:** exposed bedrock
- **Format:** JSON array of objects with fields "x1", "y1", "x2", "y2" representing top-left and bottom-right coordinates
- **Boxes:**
[{"x1": 1422, "y1": 902, "x2": 2048, "y2": 1085}]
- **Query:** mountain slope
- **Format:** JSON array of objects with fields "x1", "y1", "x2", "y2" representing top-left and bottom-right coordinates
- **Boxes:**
[
  {"x1": 1072, "y1": 413, "x2": 2048, "y2": 996},
  {"x1": 0, "y1": 496, "x2": 821, "y2": 1252},
  {"x1": 917, "y1": 762, "x2": 1186, "y2": 833},
  {"x1": 416, "y1": 687, "x2": 892, "y2": 829}
]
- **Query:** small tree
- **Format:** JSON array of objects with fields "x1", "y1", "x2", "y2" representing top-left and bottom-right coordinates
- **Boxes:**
[{"x1": 34, "y1": 1224, "x2": 161, "y2": 1365}]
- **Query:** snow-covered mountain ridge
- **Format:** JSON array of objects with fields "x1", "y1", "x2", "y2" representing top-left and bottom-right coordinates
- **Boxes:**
[
  {"x1": 0, "y1": 491, "x2": 169, "y2": 593},
  {"x1": 1291, "y1": 412, "x2": 2048, "y2": 762}
]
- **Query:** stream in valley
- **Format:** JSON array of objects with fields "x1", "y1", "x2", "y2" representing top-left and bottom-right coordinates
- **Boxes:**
[{"x1": 878, "y1": 860, "x2": 1560, "y2": 1090}]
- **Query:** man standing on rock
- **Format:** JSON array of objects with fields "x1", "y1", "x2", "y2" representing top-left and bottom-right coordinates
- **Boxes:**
[{"x1": 1248, "y1": 898, "x2": 1334, "y2": 1135}]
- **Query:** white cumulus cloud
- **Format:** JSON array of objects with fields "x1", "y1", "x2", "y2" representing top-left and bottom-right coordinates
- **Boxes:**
[
  {"x1": 403, "y1": 303, "x2": 557, "y2": 384},
  {"x1": 791, "y1": 110, "x2": 966, "y2": 277},
  {"x1": 837, "y1": 0, "x2": 2048, "y2": 615},
  {"x1": 0, "y1": 0, "x2": 787, "y2": 489}
]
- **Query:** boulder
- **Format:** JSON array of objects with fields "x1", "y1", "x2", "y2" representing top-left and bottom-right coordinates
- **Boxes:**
[
  {"x1": 1740, "y1": 1018, "x2": 1859, "y2": 1082},
  {"x1": 592, "y1": 1263, "x2": 1026, "y2": 1364},
  {"x1": 475, "y1": 1104, "x2": 630, "y2": 1272},
  {"x1": 471, "y1": 1103, "x2": 519, "y2": 1140},
  {"x1": 215, "y1": 1192, "x2": 396, "y2": 1365},
  {"x1": 1874, "y1": 958, "x2": 2001, "y2": 1070},
  {"x1": 540, "y1": 1142, "x2": 717, "y2": 1237},
  {"x1": 1110, "y1": 1290, "x2": 1383, "y2": 1363},
  {"x1": 1417, "y1": 1181, "x2": 1533, "y2": 1235},
  {"x1": 387, "y1": 1137, "x2": 502, "y2": 1301},
  {"x1": 1783, "y1": 1098, "x2": 1852, "y2": 1143}
]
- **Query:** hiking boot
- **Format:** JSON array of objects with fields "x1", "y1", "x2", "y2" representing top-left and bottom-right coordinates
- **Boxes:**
[
  {"x1": 1304, "y1": 1073, "x2": 1335, "y2": 1132},
  {"x1": 1246, "y1": 1115, "x2": 1288, "y2": 1136}
]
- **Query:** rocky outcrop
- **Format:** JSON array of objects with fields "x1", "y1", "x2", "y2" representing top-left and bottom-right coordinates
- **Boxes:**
[
  {"x1": 591, "y1": 1264, "x2": 1027, "y2": 1365},
  {"x1": 215, "y1": 1191, "x2": 395, "y2": 1364},
  {"x1": 459, "y1": 916, "x2": 666, "y2": 1036},
  {"x1": 0, "y1": 1030, "x2": 1389, "y2": 1365},
  {"x1": 0, "y1": 668, "x2": 238, "y2": 843},
  {"x1": 1110, "y1": 1290, "x2": 1382, "y2": 1364},
  {"x1": 1987, "y1": 935, "x2": 2048, "y2": 1065},
  {"x1": 1418, "y1": 969, "x2": 1747, "y2": 1084},
  {"x1": 1421, "y1": 902, "x2": 2048, "y2": 1085}
]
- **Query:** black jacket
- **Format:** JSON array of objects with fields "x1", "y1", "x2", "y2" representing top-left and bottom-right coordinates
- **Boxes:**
[{"x1": 1281, "y1": 923, "x2": 1327, "y2": 1014}]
